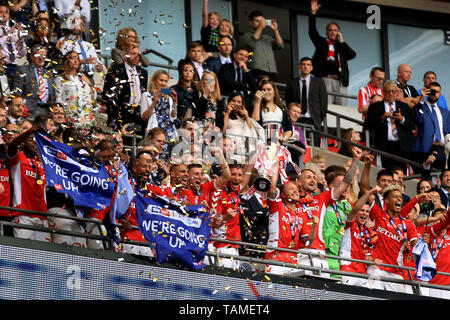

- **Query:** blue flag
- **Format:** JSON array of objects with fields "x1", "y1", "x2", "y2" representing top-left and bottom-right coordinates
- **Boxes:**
[
  {"x1": 134, "y1": 190, "x2": 211, "y2": 270},
  {"x1": 104, "y1": 161, "x2": 134, "y2": 245},
  {"x1": 412, "y1": 238, "x2": 437, "y2": 282},
  {"x1": 35, "y1": 131, "x2": 115, "y2": 215},
  {"x1": 109, "y1": 161, "x2": 134, "y2": 223}
]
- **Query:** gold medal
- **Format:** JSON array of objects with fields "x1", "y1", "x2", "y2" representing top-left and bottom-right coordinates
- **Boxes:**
[
  {"x1": 407, "y1": 255, "x2": 412, "y2": 261},
  {"x1": 289, "y1": 241, "x2": 295, "y2": 248},
  {"x1": 36, "y1": 180, "x2": 43, "y2": 185}
]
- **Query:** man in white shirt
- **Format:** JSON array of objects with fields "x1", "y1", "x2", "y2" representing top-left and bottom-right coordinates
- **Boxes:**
[
  {"x1": 54, "y1": 0, "x2": 91, "y2": 35},
  {"x1": 58, "y1": 16, "x2": 103, "y2": 75},
  {"x1": 364, "y1": 80, "x2": 415, "y2": 171}
]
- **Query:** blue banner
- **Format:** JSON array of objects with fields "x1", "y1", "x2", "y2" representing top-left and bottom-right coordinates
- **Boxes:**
[
  {"x1": 34, "y1": 131, "x2": 115, "y2": 213},
  {"x1": 134, "y1": 190, "x2": 211, "y2": 270}
]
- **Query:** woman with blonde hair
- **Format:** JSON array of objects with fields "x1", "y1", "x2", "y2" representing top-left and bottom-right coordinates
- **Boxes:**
[
  {"x1": 185, "y1": 70, "x2": 224, "y2": 129},
  {"x1": 111, "y1": 27, "x2": 150, "y2": 67},
  {"x1": 219, "y1": 19, "x2": 236, "y2": 47},
  {"x1": 140, "y1": 69, "x2": 178, "y2": 142}
]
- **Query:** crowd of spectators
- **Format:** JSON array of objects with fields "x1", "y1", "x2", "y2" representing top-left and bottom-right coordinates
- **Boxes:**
[{"x1": 0, "y1": 0, "x2": 449, "y2": 298}]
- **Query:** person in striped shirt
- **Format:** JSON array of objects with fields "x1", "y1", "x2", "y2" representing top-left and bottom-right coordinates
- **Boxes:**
[{"x1": 357, "y1": 67, "x2": 385, "y2": 118}]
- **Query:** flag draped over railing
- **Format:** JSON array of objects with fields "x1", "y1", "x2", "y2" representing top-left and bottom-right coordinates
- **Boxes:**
[{"x1": 134, "y1": 190, "x2": 211, "y2": 270}]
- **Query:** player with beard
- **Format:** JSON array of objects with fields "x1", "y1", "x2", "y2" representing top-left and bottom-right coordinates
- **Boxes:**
[
  {"x1": 206, "y1": 163, "x2": 246, "y2": 269},
  {"x1": 266, "y1": 177, "x2": 319, "y2": 275},
  {"x1": 293, "y1": 147, "x2": 362, "y2": 277},
  {"x1": 149, "y1": 163, "x2": 196, "y2": 206},
  {"x1": 118, "y1": 151, "x2": 156, "y2": 257},
  {"x1": 187, "y1": 147, "x2": 245, "y2": 269}
]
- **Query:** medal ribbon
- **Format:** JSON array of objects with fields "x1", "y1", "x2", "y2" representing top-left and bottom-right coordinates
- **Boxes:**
[
  {"x1": 431, "y1": 234, "x2": 447, "y2": 261},
  {"x1": 387, "y1": 214, "x2": 408, "y2": 243}
]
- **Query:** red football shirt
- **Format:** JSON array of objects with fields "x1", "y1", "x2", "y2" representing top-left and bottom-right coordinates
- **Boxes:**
[
  {"x1": 370, "y1": 204, "x2": 419, "y2": 276},
  {"x1": 8, "y1": 151, "x2": 47, "y2": 218},
  {"x1": 423, "y1": 219, "x2": 450, "y2": 285},
  {"x1": 297, "y1": 189, "x2": 336, "y2": 251},
  {"x1": 204, "y1": 183, "x2": 240, "y2": 249},
  {"x1": 266, "y1": 192, "x2": 306, "y2": 264},
  {"x1": 0, "y1": 156, "x2": 11, "y2": 217},
  {"x1": 340, "y1": 218, "x2": 371, "y2": 274}
]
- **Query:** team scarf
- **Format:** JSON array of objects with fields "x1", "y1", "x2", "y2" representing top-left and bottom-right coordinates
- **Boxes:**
[{"x1": 326, "y1": 39, "x2": 342, "y2": 72}]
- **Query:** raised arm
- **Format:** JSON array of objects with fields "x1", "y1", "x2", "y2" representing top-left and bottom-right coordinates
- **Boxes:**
[
  {"x1": 202, "y1": 0, "x2": 209, "y2": 28},
  {"x1": 347, "y1": 185, "x2": 381, "y2": 222},
  {"x1": 333, "y1": 147, "x2": 362, "y2": 200},
  {"x1": 213, "y1": 147, "x2": 232, "y2": 190},
  {"x1": 360, "y1": 152, "x2": 374, "y2": 195}
]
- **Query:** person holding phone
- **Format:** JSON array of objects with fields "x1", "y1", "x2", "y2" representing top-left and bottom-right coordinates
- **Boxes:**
[
  {"x1": 411, "y1": 82, "x2": 450, "y2": 171},
  {"x1": 140, "y1": 69, "x2": 178, "y2": 143},
  {"x1": 185, "y1": 71, "x2": 223, "y2": 130},
  {"x1": 240, "y1": 10, "x2": 283, "y2": 81},
  {"x1": 251, "y1": 79, "x2": 292, "y2": 144},
  {"x1": 308, "y1": 0, "x2": 356, "y2": 106},
  {"x1": 222, "y1": 92, "x2": 257, "y2": 155}
]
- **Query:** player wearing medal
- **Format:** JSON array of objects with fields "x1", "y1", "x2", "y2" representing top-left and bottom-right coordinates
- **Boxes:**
[
  {"x1": 366, "y1": 184, "x2": 425, "y2": 293},
  {"x1": 205, "y1": 162, "x2": 249, "y2": 270},
  {"x1": 266, "y1": 176, "x2": 319, "y2": 276},
  {"x1": 84, "y1": 140, "x2": 120, "y2": 250},
  {"x1": 7, "y1": 122, "x2": 50, "y2": 242},
  {"x1": 149, "y1": 163, "x2": 197, "y2": 205},
  {"x1": 340, "y1": 186, "x2": 381, "y2": 287},
  {"x1": 186, "y1": 147, "x2": 239, "y2": 269},
  {"x1": 424, "y1": 208, "x2": 450, "y2": 298},
  {"x1": 119, "y1": 150, "x2": 156, "y2": 257},
  {"x1": 295, "y1": 147, "x2": 363, "y2": 277}
]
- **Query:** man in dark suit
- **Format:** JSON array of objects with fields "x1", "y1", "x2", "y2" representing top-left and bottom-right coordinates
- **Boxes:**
[
  {"x1": 364, "y1": 80, "x2": 415, "y2": 172},
  {"x1": 437, "y1": 169, "x2": 450, "y2": 210},
  {"x1": 217, "y1": 45, "x2": 257, "y2": 110},
  {"x1": 285, "y1": 56, "x2": 328, "y2": 146},
  {"x1": 395, "y1": 63, "x2": 420, "y2": 108},
  {"x1": 205, "y1": 35, "x2": 233, "y2": 76},
  {"x1": 411, "y1": 82, "x2": 450, "y2": 171},
  {"x1": 11, "y1": 44, "x2": 55, "y2": 120},
  {"x1": 308, "y1": 0, "x2": 356, "y2": 106},
  {"x1": 239, "y1": 189, "x2": 269, "y2": 259},
  {"x1": 102, "y1": 45, "x2": 148, "y2": 133}
]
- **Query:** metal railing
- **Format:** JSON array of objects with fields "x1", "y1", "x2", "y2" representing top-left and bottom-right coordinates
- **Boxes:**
[
  {"x1": 295, "y1": 123, "x2": 441, "y2": 174},
  {"x1": 1, "y1": 204, "x2": 449, "y2": 297}
]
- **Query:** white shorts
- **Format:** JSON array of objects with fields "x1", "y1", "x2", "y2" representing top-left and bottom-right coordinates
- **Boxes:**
[
  {"x1": 341, "y1": 275, "x2": 368, "y2": 288},
  {"x1": 265, "y1": 264, "x2": 300, "y2": 276},
  {"x1": 121, "y1": 243, "x2": 154, "y2": 257},
  {"x1": 205, "y1": 244, "x2": 240, "y2": 270},
  {"x1": 47, "y1": 207, "x2": 86, "y2": 247},
  {"x1": 366, "y1": 265, "x2": 406, "y2": 293},
  {"x1": 85, "y1": 218, "x2": 107, "y2": 250},
  {"x1": 13, "y1": 216, "x2": 51, "y2": 242},
  {"x1": 297, "y1": 248, "x2": 330, "y2": 278}
]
